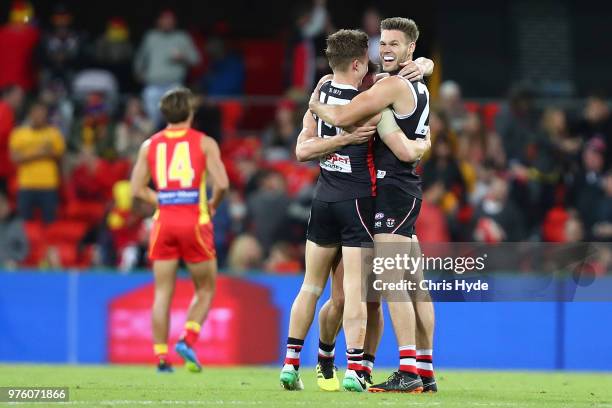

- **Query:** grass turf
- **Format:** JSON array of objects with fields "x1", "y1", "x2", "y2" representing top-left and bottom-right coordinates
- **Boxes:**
[{"x1": 0, "y1": 365, "x2": 611, "y2": 407}]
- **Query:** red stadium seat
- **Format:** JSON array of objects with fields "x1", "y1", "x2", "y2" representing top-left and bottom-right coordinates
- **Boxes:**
[
  {"x1": 45, "y1": 220, "x2": 88, "y2": 244},
  {"x1": 65, "y1": 200, "x2": 106, "y2": 223},
  {"x1": 56, "y1": 243, "x2": 78, "y2": 267},
  {"x1": 22, "y1": 221, "x2": 45, "y2": 266},
  {"x1": 219, "y1": 101, "x2": 244, "y2": 136},
  {"x1": 464, "y1": 101, "x2": 481, "y2": 113},
  {"x1": 482, "y1": 102, "x2": 500, "y2": 131}
]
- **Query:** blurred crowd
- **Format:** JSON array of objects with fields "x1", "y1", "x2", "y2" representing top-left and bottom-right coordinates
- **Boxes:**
[{"x1": 0, "y1": 0, "x2": 610, "y2": 274}]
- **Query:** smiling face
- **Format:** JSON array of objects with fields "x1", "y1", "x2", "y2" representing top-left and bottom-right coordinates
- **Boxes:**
[{"x1": 379, "y1": 29, "x2": 414, "y2": 72}]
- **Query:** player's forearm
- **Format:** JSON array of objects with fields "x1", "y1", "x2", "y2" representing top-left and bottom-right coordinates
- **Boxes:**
[
  {"x1": 398, "y1": 139, "x2": 429, "y2": 162},
  {"x1": 208, "y1": 185, "x2": 228, "y2": 213},
  {"x1": 311, "y1": 102, "x2": 371, "y2": 128},
  {"x1": 133, "y1": 186, "x2": 158, "y2": 206},
  {"x1": 383, "y1": 133, "x2": 430, "y2": 163},
  {"x1": 414, "y1": 57, "x2": 434, "y2": 77},
  {"x1": 296, "y1": 135, "x2": 346, "y2": 162}
]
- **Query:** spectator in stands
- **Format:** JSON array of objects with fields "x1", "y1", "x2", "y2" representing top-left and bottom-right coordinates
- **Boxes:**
[
  {"x1": 227, "y1": 233, "x2": 263, "y2": 273},
  {"x1": 422, "y1": 134, "x2": 466, "y2": 215},
  {"x1": 0, "y1": 1, "x2": 39, "y2": 92},
  {"x1": 39, "y1": 80, "x2": 74, "y2": 139},
  {"x1": 423, "y1": 108, "x2": 458, "y2": 162},
  {"x1": 264, "y1": 242, "x2": 301, "y2": 274},
  {"x1": 199, "y1": 35, "x2": 245, "y2": 96},
  {"x1": 0, "y1": 192, "x2": 28, "y2": 269},
  {"x1": 439, "y1": 80, "x2": 468, "y2": 133},
  {"x1": 107, "y1": 181, "x2": 145, "y2": 272},
  {"x1": 592, "y1": 170, "x2": 612, "y2": 242},
  {"x1": 0, "y1": 85, "x2": 25, "y2": 192},
  {"x1": 495, "y1": 84, "x2": 539, "y2": 165},
  {"x1": 564, "y1": 211, "x2": 584, "y2": 243},
  {"x1": 470, "y1": 159, "x2": 497, "y2": 207},
  {"x1": 39, "y1": 4, "x2": 85, "y2": 91},
  {"x1": 284, "y1": 0, "x2": 329, "y2": 94},
  {"x1": 567, "y1": 137, "x2": 606, "y2": 239},
  {"x1": 134, "y1": 10, "x2": 201, "y2": 127},
  {"x1": 473, "y1": 176, "x2": 526, "y2": 242},
  {"x1": 574, "y1": 92, "x2": 612, "y2": 169},
  {"x1": 246, "y1": 170, "x2": 291, "y2": 254},
  {"x1": 9, "y1": 102, "x2": 65, "y2": 224},
  {"x1": 94, "y1": 17, "x2": 135, "y2": 92},
  {"x1": 511, "y1": 108, "x2": 569, "y2": 230},
  {"x1": 362, "y1": 7, "x2": 381, "y2": 64},
  {"x1": 115, "y1": 97, "x2": 154, "y2": 161},
  {"x1": 70, "y1": 92, "x2": 114, "y2": 156},
  {"x1": 415, "y1": 182, "x2": 451, "y2": 243},
  {"x1": 69, "y1": 145, "x2": 106, "y2": 201},
  {"x1": 457, "y1": 111, "x2": 488, "y2": 195},
  {"x1": 192, "y1": 95, "x2": 222, "y2": 142},
  {"x1": 262, "y1": 99, "x2": 300, "y2": 162}
]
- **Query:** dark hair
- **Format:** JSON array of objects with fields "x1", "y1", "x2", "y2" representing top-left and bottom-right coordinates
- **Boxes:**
[
  {"x1": 380, "y1": 17, "x2": 419, "y2": 43},
  {"x1": 159, "y1": 87, "x2": 193, "y2": 124},
  {"x1": 325, "y1": 29, "x2": 369, "y2": 72}
]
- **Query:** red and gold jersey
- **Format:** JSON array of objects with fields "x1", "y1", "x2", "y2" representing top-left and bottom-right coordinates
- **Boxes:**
[{"x1": 147, "y1": 128, "x2": 210, "y2": 226}]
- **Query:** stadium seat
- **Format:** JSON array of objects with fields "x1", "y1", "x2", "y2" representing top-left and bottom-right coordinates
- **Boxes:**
[
  {"x1": 482, "y1": 102, "x2": 500, "y2": 131},
  {"x1": 464, "y1": 101, "x2": 481, "y2": 113},
  {"x1": 65, "y1": 200, "x2": 107, "y2": 223},
  {"x1": 22, "y1": 221, "x2": 46, "y2": 266},
  {"x1": 219, "y1": 101, "x2": 244, "y2": 136},
  {"x1": 45, "y1": 220, "x2": 88, "y2": 245}
]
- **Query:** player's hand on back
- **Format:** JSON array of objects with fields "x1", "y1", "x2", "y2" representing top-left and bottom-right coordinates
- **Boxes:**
[
  {"x1": 342, "y1": 125, "x2": 376, "y2": 145},
  {"x1": 398, "y1": 60, "x2": 424, "y2": 82},
  {"x1": 309, "y1": 74, "x2": 333, "y2": 111}
]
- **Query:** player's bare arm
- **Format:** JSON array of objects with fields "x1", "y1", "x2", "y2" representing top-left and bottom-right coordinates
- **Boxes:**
[
  {"x1": 377, "y1": 108, "x2": 431, "y2": 162},
  {"x1": 309, "y1": 76, "x2": 412, "y2": 128},
  {"x1": 295, "y1": 110, "x2": 375, "y2": 162},
  {"x1": 130, "y1": 140, "x2": 158, "y2": 206},
  {"x1": 201, "y1": 136, "x2": 229, "y2": 214}
]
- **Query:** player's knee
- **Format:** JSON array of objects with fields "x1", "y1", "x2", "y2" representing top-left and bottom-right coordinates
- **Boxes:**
[
  {"x1": 330, "y1": 294, "x2": 345, "y2": 310},
  {"x1": 300, "y1": 283, "x2": 323, "y2": 298}
]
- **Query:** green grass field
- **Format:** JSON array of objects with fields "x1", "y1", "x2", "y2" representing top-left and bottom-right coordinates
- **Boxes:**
[{"x1": 1, "y1": 365, "x2": 611, "y2": 407}]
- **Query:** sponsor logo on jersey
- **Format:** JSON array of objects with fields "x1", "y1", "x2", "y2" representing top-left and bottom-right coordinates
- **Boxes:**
[
  {"x1": 374, "y1": 221, "x2": 382, "y2": 228},
  {"x1": 386, "y1": 218, "x2": 395, "y2": 228},
  {"x1": 320, "y1": 153, "x2": 352, "y2": 173},
  {"x1": 158, "y1": 189, "x2": 200, "y2": 205},
  {"x1": 375, "y1": 212, "x2": 385, "y2": 220},
  {"x1": 377, "y1": 170, "x2": 386, "y2": 179}
]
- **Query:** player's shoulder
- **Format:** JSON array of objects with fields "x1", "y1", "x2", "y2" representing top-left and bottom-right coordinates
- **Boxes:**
[{"x1": 371, "y1": 75, "x2": 408, "y2": 93}]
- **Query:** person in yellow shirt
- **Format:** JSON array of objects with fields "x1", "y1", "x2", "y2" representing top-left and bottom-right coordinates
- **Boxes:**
[{"x1": 9, "y1": 102, "x2": 64, "y2": 223}]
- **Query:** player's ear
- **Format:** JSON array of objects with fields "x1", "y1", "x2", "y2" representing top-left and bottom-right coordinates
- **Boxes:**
[
  {"x1": 352, "y1": 59, "x2": 359, "y2": 72},
  {"x1": 408, "y1": 41, "x2": 416, "y2": 55}
]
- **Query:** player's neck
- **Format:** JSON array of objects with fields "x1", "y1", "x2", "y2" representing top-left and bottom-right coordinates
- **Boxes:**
[
  {"x1": 332, "y1": 73, "x2": 360, "y2": 90},
  {"x1": 166, "y1": 121, "x2": 191, "y2": 129}
]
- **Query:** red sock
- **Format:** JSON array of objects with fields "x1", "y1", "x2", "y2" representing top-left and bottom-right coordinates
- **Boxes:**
[{"x1": 181, "y1": 321, "x2": 201, "y2": 347}]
